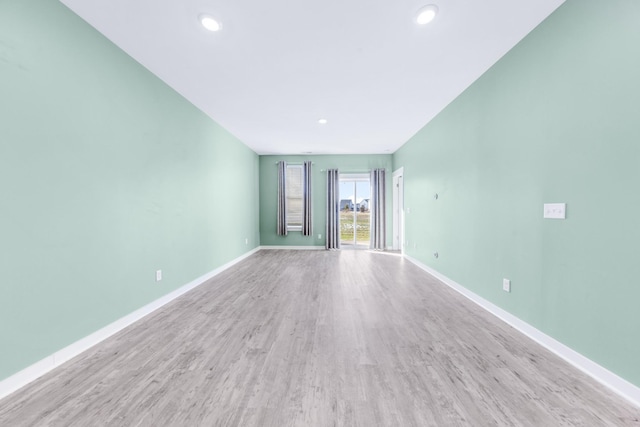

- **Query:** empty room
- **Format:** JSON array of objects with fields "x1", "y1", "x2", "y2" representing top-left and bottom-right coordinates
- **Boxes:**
[{"x1": 1, "y1": 0, "x2": 639, "y2": 425}]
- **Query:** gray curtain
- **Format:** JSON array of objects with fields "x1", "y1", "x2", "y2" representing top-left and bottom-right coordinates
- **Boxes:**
[
  {"x1": 302, "y1": 161, "x2": 312, "y2": 236},
  {"x1": 370, "y1": 168, "x2": 386, "y2": 250},
  {"x1": 326, "y1": 169, "x2": 340, "y2": 250},
  {"x1": 277, "y1": 161, "x2": 287, "y2": 236}
]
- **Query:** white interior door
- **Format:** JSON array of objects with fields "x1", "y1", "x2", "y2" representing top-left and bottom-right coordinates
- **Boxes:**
[{"x1": 392, "y1": 168, "x2": 404, "y2": 252}]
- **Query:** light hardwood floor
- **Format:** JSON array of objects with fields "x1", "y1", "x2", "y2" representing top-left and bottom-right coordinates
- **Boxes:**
[{"x1": 1, "y1": 250, "x2": 639, "y2": 426}]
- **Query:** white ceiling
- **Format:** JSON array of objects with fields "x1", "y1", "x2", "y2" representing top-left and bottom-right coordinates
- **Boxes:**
[{"x1": 59, "y1": 0, "x2": 565, "y2": 155}]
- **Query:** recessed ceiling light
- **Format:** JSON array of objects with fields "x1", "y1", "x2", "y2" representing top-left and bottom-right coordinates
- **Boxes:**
[
  {"x1": 318, "y1": 119, "x2": 328, "y2": 125},
  {"x1": 199, "y1": 14, "x2": 221, "y2": 32},
  {"x1": 416, "y1": 5, "x2": 439, "y2": 25}
]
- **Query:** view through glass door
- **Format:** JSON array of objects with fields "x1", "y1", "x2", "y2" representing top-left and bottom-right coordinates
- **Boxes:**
[{"x1": 339, "y1": 173, "x2": 371, "y2": 248}]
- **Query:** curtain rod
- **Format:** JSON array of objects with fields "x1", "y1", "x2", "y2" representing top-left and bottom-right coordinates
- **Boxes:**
[
  {"x1": 274, "y1": 162, "x2": 315, "y2": 165},
  {"x1": 320, "y1": 170, "x2": 379, "y2": 173},
  {"x1": 273, "y1": 163, "x2": 383, "y2": 173}
]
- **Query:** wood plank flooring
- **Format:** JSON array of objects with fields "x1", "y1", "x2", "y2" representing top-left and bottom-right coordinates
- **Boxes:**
[{"x1": 1, "y1": 249, "x2": 639, "y2": 426}]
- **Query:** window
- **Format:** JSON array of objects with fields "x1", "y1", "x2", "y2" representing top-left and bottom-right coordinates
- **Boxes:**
[
  {"x1": 277, "y1": 161, "x2": 311, "y2": 236},
  {"x1": 286, "y1": 164, "x2": 303, "y2": 230}
]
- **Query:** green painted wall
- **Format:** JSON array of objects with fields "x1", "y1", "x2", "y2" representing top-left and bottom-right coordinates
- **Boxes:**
[
  {"x1": 0, "y1": 0, "x2": 259, "y2": 381},
  {"x1": 259, "y1": 155, "x2": 393, "y2": 247},
  {"x1": 393, "y1": 0, "x2": 640, "y2": 387}
]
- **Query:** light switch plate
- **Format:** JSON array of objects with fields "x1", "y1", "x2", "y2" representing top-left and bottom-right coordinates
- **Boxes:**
[{"x1": 544, "y1": 203, "x2": 566, "y2": 219}]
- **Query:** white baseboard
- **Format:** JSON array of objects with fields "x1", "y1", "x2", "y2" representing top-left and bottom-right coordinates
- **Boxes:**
[
  {"x1": 260, "y1": 245, "x2": 325, "y2": 250},
  {"x1": 0, "y1": 247, "x2": 260, "y2": 401},
  {"x1": 404, "y1": 255, "x2": 640, "y2": 409}
]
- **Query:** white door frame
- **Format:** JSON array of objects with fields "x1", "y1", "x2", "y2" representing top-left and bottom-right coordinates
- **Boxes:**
[{"x1": 392, "y1": 167, "x2": 404, "y2": 252}]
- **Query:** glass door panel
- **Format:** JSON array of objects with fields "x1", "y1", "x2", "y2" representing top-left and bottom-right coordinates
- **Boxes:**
[{"x1": 339, "y1": 174, "x2": 371, "y2": 248}]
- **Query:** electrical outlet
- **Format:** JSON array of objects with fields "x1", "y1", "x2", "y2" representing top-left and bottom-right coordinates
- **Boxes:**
[
  {"x1": 503, "y1": 278, "x2": 511, "y2": 293},
  {"x1": 318, "y1": 234, "x2": 322, "y2": 239},
  {"x1": 156, "y1": 270, "x2": 162, "y2": 282},
  {"x1": 245, "y1": 238, "x2": 248, "y2": 245}
]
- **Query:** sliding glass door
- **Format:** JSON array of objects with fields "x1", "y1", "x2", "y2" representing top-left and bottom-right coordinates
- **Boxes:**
[{"x1": 339, "y1": 174, "x2": 371, "y2": 248}]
